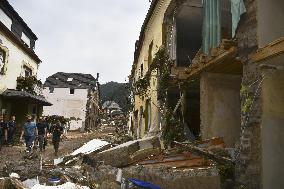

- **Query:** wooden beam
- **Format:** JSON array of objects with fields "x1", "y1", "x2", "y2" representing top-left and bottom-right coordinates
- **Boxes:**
[
  {"x1": 174, "y1": 141, "x2": 234, "y2": 165},
  {"x1": 251, "y1": 37, "x2": 284, "y2": 63}
]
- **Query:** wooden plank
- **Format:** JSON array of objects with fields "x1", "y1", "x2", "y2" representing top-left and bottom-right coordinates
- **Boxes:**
[
  {"x1": 252, "y1": 37, "x2": 284, "y2": 63},
  {"x1": 174, "y1": 141, "x2": 234, "y2": 165}
]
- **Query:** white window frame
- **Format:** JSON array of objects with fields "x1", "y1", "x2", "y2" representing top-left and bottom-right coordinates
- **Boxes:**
[
  {"x1": 0, "y1": 8, "x2": 12, "y2": 30},
  {"x1": 21, "y1": 32, "x2": 31, "y2": 47}
]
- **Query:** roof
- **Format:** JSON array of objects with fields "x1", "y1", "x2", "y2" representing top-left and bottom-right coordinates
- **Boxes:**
[
  {"x1": 44, "y1": 72, "x2": 98, "y2": 89},
  {"x1": 134, "y1": 0, "x2": 159, "y2": 65},
  {"x1": 0, "y1": 22, "x2": 41, "y2": 63},
  {"x1": 1, "y1": 89, "x2": 52, "y2": 106},
  {"x1": 1, "y1": 0, "x2": 38, "y2": 40},
  {"x1": 102, "y1": 101, "x2": 121, "y2": 110}
]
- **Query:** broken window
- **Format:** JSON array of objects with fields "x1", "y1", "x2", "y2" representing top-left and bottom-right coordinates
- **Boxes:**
[
  {"x1": 175, "y1": 0, "x2": 203, "y2": 66},
  {"x1": 70, "y1": 88, "x2": 75, "y2": 95}
]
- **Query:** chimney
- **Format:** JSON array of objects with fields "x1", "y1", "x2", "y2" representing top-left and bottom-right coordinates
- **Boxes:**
[{"x1": 96, "y1": 73, "x2": 100, "y2": 80}]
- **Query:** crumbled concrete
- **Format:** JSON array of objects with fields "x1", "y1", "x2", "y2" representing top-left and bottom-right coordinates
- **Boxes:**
[
  {"x1": 88, "y1": 137, "x2": 160, "y2": 167},
  {"x1": 122, "y1": 165, "x2": 221, "y2": 189}
]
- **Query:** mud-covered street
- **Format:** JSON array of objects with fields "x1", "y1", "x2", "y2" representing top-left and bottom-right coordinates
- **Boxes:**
[{"x1": 0, "y1": 131, "x2": 103, "y2": 177}]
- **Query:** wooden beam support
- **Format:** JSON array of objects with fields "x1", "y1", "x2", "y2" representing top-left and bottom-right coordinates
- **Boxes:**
[{"x1": 251, "y1": 37, "x2": 284, "y2": 63}]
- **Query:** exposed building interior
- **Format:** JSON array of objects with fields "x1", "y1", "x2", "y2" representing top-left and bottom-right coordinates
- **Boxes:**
[{"x1": 175, "y1": 0, "x2": 203, "y2": 66}]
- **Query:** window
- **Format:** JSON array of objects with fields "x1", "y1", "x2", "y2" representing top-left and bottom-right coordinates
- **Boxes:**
[
  {"x1": 23, "y1": 66, "x2": 32, "y2": 77},
  {"x1": 0, "y1": 9, "x2": 12, "y2": 30},
  {"x1": 70, "y1": 88, "x2": 75, "y2": 94},
  {"x1": 148, "y1": 41, "x2": 153, "y2": 67},
  {"x1": 140, "y1": 63, "x2": 144, "y2": 77},
  {"x1": 0, "y1": 49, "x2": 5, "y2": 70},
  {"x1": 49, "y1": 87, "x2": 54, "y2": 93},
  {"x1": 0, "y1": 50, "x2": 4, "y2": 63},
  {"x1": 21, "y1": 32, "x2": 31, "y2": 47},
  {"x1": 67, "y1": 78, "x2": 73, "y2": 82}
]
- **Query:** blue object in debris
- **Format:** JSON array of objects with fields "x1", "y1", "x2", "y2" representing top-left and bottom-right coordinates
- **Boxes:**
[
  {"x1": 48, "y1": 177, "x2": 61, "y2": 185},
  {"x1": 128, "y1": 179, "x2": 161, "y2": 189}
]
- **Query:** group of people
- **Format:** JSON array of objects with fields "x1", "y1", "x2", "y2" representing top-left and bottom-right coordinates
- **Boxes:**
[{"x1": 0, "y1": 115, "x2": 64, "y2": 156}]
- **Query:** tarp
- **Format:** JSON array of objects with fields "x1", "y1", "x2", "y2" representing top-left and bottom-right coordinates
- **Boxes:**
[
  {"x1": 202, "y1": 0, "x2": 221, "y2": 55},
  {"x1": 230, "y1": 0, "x2": 246, "y2": 37},
  {"x1": 129, "y1": 179, "x2": 160, "y2": 189}
]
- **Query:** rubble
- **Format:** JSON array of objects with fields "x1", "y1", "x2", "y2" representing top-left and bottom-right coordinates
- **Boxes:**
[
  {"x1": 4, "y1": 157, "x2": 41, "y2": 180},
  {"x1": 122, "y1": 165, "x2": 220, "y2": 189},
  {"x1": 31, "y1": 182, "x2": 90, "y2": 189},
  {"x1": 86, "y1": 136, "x2": 161, "y2": 167},
  {"x1": 1, "y1": 126, "x2": 234, "y2": 189}
]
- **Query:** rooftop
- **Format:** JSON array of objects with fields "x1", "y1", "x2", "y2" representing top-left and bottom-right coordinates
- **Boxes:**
[{"x1": 44, "y1": 72, "x2": 98, "y2": 89}]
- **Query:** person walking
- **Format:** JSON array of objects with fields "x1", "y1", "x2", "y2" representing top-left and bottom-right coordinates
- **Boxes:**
[
  {"x1": 36, "y1": 117, "x2": 47, "y2": 152},
  {"x1": 8, "y1": 116, "x2": 16, "y2": 145},
  {"x1": 0, "y1": 115, "x2": 7, "y2": 151},
  {"x1": 2, "y1": 115, "x2": 8, "y2": 145},
  {"x1": 20, "y1": 115, "x2": 37, "y2": 153},
  {"x1": 43, "y1": 117, "x2": 49, "y2": 149},
  {"x1": 50, "y1": 120, "x2": 63, "y2": 156}
]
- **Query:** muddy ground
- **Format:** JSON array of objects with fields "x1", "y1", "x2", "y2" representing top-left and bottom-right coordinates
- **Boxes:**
[{"x1": 0, "y1": 131, "x2": 105, "y2": 177}]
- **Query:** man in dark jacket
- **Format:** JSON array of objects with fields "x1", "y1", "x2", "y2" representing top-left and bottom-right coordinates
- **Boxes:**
[
  {"x1": 50, "y1": 121, "x2": 63, "y2": 156},
  {"x1": 36, "y1": 117, "x2": 47, "y2": 152},
  {"x1": 1, "y1": 115, "x2": 8, "y2": 145},
  {"x1": 8, "y1": 116, "x2": 16, "y2": 145},
  {"x1": 0, "y1": 115, "x2": 6, "y2": 151}
]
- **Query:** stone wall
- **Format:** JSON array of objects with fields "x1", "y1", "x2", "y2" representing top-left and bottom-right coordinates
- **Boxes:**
[{"x1": 235, "y1": 0, "x2": 261, "y2": 188}]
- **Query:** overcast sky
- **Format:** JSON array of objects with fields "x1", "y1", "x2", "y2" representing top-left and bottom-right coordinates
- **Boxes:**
[{"x1": 10, "y1": 1, "x2": 150, "y2": 84}]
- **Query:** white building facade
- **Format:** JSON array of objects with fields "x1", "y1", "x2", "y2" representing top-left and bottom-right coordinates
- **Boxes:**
[{"x1": 43, "y1": 72, "x2": 100, "y2": 130}]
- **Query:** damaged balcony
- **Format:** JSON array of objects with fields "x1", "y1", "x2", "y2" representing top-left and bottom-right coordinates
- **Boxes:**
[{"x1": 163, "y1": 0, "x2": 243, "y2": 148}]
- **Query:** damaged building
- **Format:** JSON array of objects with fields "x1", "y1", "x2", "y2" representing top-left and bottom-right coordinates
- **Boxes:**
[
  {"x1": 0, "y1": 0, "x2": 51, "y2": 126},
  {"x1": 129, "y1": 0, "x2": 284, "y2": 188},
  {"x1": 43, "y1": 72, "x2": 100, "y2": 131}
]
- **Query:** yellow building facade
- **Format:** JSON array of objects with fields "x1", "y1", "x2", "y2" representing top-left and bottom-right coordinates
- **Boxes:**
[{"x1": 130, "y1": 0, "x2": 172, "y2": 138}]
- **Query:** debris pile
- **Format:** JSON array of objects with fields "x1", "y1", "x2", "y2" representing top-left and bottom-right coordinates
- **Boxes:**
[{"x1": 1, "y1": 129, "x2": 236, "y2": 189}]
